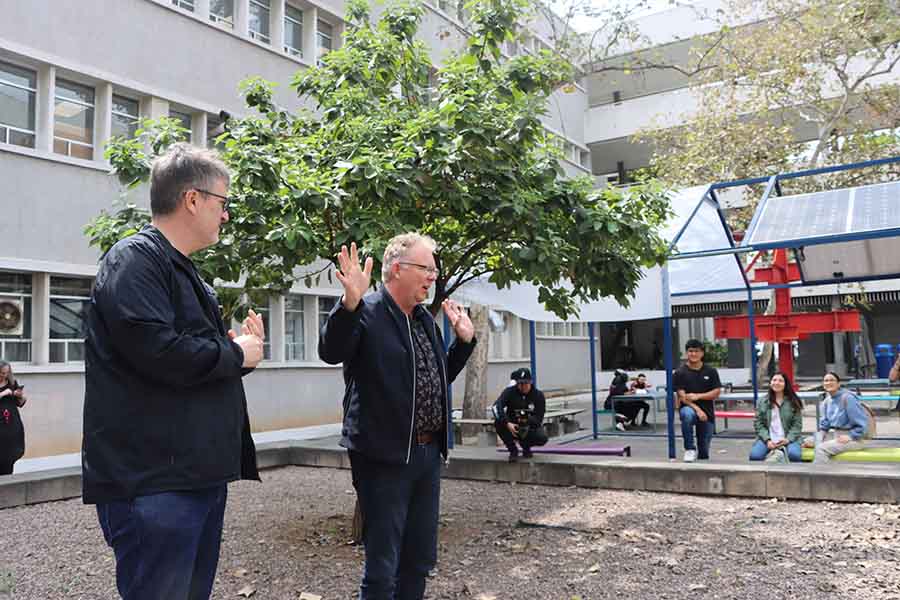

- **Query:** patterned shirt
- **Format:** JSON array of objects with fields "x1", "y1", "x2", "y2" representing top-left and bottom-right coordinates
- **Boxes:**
[{"x1": 410, "y1": 316, "x2": 444, "y2": 435}]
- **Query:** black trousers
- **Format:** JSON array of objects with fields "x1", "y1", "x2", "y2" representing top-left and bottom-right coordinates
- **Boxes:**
[
  {"x1": 615, "y1": 399, "x2": 650, "y2": 425},
  {"x1": 0, "y1": 460, "x2": 16, "y2": 475},
  {"x1": 494, "y1": 421, "x2": 549, "y2": 453}
]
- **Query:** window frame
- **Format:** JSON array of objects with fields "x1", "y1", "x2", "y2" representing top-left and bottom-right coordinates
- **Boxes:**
[
  {"x1": 249, "y1": 0, "x2": 272, "y2": 44},
  {"x1": 283, "y1": 3, "x2": 304, "y2": 57},
  {"x1": 0, "y1": 61, "x2": 37, "y2": 149},
  {"x1": 53, "y1": 78, "x2": 96, "y2": 160},
  {"x1": 111, "y1": 94, "x2": 140, "y2": 140}
]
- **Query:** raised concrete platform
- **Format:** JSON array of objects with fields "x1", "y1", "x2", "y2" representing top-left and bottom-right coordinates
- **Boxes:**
[{"x1": 3, "y1": 437, "x2": 899, "y2": 509}]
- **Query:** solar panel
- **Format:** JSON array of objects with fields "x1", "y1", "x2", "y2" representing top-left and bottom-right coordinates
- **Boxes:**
[{"x1": 748, "y1": 180, "x2": 900, "y2": 245}]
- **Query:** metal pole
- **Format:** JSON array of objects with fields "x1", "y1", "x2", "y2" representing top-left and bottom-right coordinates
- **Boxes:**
[
  {"x1": 589, "y1": 322, "x2": 598, "y2": 440},
  {"x1": 662, "y1": 264, "x2": 676, "y2": 460},
  {"x1": 747, "y1": 288, "x2": 758, "y2": 406},
  {"x1": 529, "y1": 320, "x2": 537, "y2": 385},
  {"x1": 444, "y1": 311, "x2": 453, "y2": 449}
]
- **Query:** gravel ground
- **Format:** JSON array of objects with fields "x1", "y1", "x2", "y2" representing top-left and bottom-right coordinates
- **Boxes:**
[{"x1": 1, "y1": 465, "x2": 900, "y2": 599}]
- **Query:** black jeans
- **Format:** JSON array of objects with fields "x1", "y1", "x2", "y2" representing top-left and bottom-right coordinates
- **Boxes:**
[
  {"x1": 349, "y1": 441, "x2": 441, "y2": 600},
  {"x1": 0, "y1": 460, "x2": 14, "y2": 475},
  {"x1": 615, "y1": 399, "x2": 650, "y2": 425},
  {"x1": 494, "y1": 420, "x2": 549, "y2": 454}
]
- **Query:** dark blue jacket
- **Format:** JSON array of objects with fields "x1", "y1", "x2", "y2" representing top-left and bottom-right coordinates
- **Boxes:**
[
  {"x1": 318, "y1": 288, "x2": 476, "y2": 463},
  {"x1": 82, "y1": 226, "x2": 259, "y2": 504}
]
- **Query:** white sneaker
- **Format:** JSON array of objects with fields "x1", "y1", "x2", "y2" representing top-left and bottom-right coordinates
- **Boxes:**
[
  {"x1": 615, "y1": 422, "x2": 626, "y2": 432},
  {"x1": 683, "y1": 450, "x2": 697, "y2": 462}
]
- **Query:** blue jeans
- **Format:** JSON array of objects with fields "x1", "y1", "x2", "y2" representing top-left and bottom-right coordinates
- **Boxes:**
[
  {"x1": 96, "y1": 485, "x2": 228, "y2": 600},
  {"x1": 349, "y1": 441, "x2": 441, "y2": 600},
  {"x1": 679, "y1": 406, "x2": 714, "y2": 459},
  {"x1": 749, "y1": 439, "x2": 802, "y2": 463}
]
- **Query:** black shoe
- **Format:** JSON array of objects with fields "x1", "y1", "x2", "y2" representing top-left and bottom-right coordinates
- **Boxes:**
[
  {"x1": 508, "y1": 453, "x2": 519, "y2": 463},
  {"x1": 522, "y1": 448, "x2": 533, "y2": 459}
]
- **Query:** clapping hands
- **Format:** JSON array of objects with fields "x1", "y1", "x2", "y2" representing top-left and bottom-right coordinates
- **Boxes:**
[{"x1": 229, "y1": 309, "x2": 266, "y2": 368}]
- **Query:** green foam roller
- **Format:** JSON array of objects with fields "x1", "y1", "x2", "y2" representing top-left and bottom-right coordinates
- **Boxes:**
[{"x1": 800, "y1": 446, "x2": 900, "y2": 462}]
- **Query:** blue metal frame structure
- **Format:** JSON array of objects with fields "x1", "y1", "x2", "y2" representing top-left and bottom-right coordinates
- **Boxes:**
[{"x1": 658, "y1": 155, "x2": 900, "y2": 458}]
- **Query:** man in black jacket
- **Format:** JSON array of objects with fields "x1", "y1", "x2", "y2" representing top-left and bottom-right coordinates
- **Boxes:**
[
  {"x1": 319, "y1": 234, "x2": 476, "y2": 600},
  {"x1": 493, "y1": 368, "x2": 548, "y2": 461},
  {"x1": 83, "y1": 143, "x2": 264, "y2": 600}
]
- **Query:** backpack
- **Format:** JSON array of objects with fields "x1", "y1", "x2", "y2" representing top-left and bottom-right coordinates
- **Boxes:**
[
  {"x1": 860, "y1": 402, "x2": 877, "y2": 440},
  {"x1": 837, "y1": 394, "x2": 876, "y2": 440}
]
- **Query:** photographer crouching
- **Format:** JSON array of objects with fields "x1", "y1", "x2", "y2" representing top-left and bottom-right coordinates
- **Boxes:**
[{"x1": 492, "y1": 368, "x2": 548, "y2": 462}]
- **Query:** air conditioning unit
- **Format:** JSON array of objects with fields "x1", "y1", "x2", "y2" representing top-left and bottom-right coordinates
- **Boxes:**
[{"x1": 0, "y1": 297, "x2": 24, "y2": 336}]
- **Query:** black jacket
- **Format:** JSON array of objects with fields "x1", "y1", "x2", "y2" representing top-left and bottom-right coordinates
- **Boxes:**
[
  {"x1": 82, "y1": 226, "x2": 259, "y2": 504},
  {"x1": 318, "y1": 288, "x2": 476, "y2": 463},
  {"x1": 493, "y1": 385, "x2": 546, "y2": 427}
]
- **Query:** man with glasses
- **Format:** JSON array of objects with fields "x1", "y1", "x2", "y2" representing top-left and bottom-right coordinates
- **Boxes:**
[
  {"x1": 83, "y1": 143, "x2": 264, "y2": 600},
  {"x1": 319, "y1": 232, "x2": 476, "y2": 600}
]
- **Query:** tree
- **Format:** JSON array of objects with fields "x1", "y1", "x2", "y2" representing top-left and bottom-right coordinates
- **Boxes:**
[
  {"x1": 89, "y1": 0, "x2": 671, "y2": 323},
  {"x1": 630, "y1": 0, "x2": 900, "y2": 380}
]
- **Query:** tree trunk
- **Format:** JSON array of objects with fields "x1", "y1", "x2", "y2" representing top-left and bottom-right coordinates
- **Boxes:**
[{"x1": 462, "y1": 304, "x2": 490, "y2": 436}]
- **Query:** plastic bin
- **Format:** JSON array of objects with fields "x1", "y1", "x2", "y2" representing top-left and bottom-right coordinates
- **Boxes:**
[{"x1": 875, "y1": 344, "x2": 894, "y2": 378}]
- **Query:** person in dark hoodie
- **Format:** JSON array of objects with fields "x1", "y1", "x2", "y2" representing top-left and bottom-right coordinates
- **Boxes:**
[
  {"x1": 492, "y1": 367, "x2": 548, "y2": 462},
  {"x1": 82, "y1": 143, "x2": 264, "y2": 600},
  {"x1": 319, "y1": 233, "x2": 476, "y2": 600}
]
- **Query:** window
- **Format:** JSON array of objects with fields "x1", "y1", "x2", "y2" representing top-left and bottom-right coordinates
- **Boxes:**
[
  {"x1": 317, "y1": 19, "x2": 333, "y2": 64},
  {"x1": 249, "y1": 0, "x2": 271, "y2": 44},
  {"x1": 209, "y1": 0, "x2": 234, "y2": 28},
  {"x1": 284, "y1": 4, "x2": 303, "y2": 57},
  {"x1": 318, "y1": 296, "x2": 337, "y2": 332},
  {"x1": 536, "y1": 321, "x2": 588, "y2": 338},
  {"x1": 54, "y1": 79, "x2": 95, "y2": 160},
  {"x1": 169, "y1": 109, "x2": 193, "y2": 141},
  {"x1": 49, "y1": 276, "x2": 92, "y2": 363},
  {"x1": 0, "y1": 61, "x2": 36, "y2": 148},
  {"x1": 207, "y1": 113, "x2": 224, "y2": 149},
  {"x1": 0, "y1": 272, "x2": 32, "y2": 363},
  {"x1": 580, "y1": 149, "x2": 591, "y2": 169},
  {"x1": 285, "y1": 295, "x2": 305, "y2": 361},
  {"x1": 437, "y1": 0, "x2": 451, "y2": 12},
  {"x1": 111, "y1": 95, "x2": 139, "y2": 140},
  {"x1": 171, "y1": 0, "x2": 194, "y2": 10}
]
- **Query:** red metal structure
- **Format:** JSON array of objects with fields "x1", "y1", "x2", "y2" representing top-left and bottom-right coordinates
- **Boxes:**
[{"x1": 713, "y1": 248, "x2": 861, "y2": 379}]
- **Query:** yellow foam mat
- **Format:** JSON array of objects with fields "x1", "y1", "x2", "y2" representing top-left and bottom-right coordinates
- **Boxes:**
[{"x1": 800, "y1": 446, "x2": 900, "y2": 462}]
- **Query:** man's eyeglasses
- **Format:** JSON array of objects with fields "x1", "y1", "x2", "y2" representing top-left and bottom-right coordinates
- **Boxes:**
[
  {"x1": 195, "y1": 189, "x2": 231, "y2": 212},
  {"x1": 399, "y1": 261, "x2": 440, "y2": 276}
]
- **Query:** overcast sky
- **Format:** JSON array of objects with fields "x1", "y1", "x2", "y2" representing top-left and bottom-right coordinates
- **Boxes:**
[{"x1": 564, "y1": 0, "x2": 698, "y2": 33}]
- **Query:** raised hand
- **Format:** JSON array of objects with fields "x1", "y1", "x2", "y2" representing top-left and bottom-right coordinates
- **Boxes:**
[
  {"x1": 442, "y1": 299, "x2": 474, "y2": 343},
  {"x1": 336, "y1": 242, "x2": 373, "y2": 311},
  {"x1": 243, "y1": 309, "x2": 265, "y2": 341}
]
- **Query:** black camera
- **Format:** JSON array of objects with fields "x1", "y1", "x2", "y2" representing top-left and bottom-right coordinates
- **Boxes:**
[{"x1": 510, "y1": 408, "x2": 532, "y2": 439}]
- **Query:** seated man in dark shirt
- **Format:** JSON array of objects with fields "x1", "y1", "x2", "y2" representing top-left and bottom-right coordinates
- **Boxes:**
[
  {"x1": 492, "y1": 368, "x2": 548, "y2": 462},
  {"x1": 674, "y1": 339, "x2": 722, "y2": 462}
]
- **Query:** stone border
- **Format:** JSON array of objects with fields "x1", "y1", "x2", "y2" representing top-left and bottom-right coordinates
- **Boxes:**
[{"x1": 2, "y1": 441, "x2": 898, "y2": 510}]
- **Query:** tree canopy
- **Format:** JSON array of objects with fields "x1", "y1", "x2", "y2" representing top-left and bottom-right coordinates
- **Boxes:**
[{"x1": 87, "y1": 0, "x2": 672, "y2": 319}]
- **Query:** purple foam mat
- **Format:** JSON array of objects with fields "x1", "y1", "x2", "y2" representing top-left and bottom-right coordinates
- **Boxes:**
[{"x1": 497, "y1": 444, "x2": 630, "y2": 456}]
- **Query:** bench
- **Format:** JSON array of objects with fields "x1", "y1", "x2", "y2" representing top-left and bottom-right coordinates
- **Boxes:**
[
  {"x1": 800, "y1": 446, "x2": 900, "y2": 463},
  {"x1": 497, "y1": 443, "x2": 631, "y2": 457},
  {"x1": 451, "y1": 409, "x2": 585, "y2": 446}
]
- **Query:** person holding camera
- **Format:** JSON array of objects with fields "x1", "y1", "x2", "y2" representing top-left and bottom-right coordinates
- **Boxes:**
[
  {"x1": 493, "y1": 368, "x2": 548, "y2": 462},
  {"x1": 0, "y1": 360, "x2": 27, "y2": 475}
]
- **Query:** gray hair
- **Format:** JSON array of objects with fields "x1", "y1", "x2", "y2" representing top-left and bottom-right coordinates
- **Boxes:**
[
  {"x1": 149, "y1": 142, "x2": 230, "y2": 216},
  {"x1": 381, "y1": 232, "x2": 437, "y2": 282},
  {"x1": 0, "y1": 360, "x2": 14, "y2": 386}
]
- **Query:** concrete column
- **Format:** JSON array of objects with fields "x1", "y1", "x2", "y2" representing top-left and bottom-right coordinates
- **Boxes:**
[
  {"x1": 305, "y1": 294, "x2": 318, "y2": 362},
  {"x1": 831, "y1": 297, "x2": 847, "y2": 377},
  {"x1": 271, "y1": 0, "x2": 285, "y2": 52},
  {"x1": 94, "y1": 83, "x2": 113, "y2": 163},
  {"x1": 192, "y1": 111, "x2": 208, "y2": 147},
  {"x1": 36, "y1": 65, "x2": 55, "y2": 153},
  {"x1": 31, "y1": 273, "x2": 50, "y2": 365},
  {"x1": 195, "y1": 0, "x2": 210, "y2": 20},
  {"x1": 269, "y1": 294, "x2": 285, "y2": 363},
  {"x1": 140, "y1": 96, "x2": 169, "y2": 120},
  {"x1": 235, "y1": 0, "x2": 250, "y2": 36},
  {"x1": 302, "y1": 5, "x2": 318, "y2": 64}
]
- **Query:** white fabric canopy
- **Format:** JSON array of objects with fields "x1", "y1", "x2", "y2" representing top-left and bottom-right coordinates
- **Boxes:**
[{"x1": 449, "y1": 184, "x2": 746, "y2": 322}]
